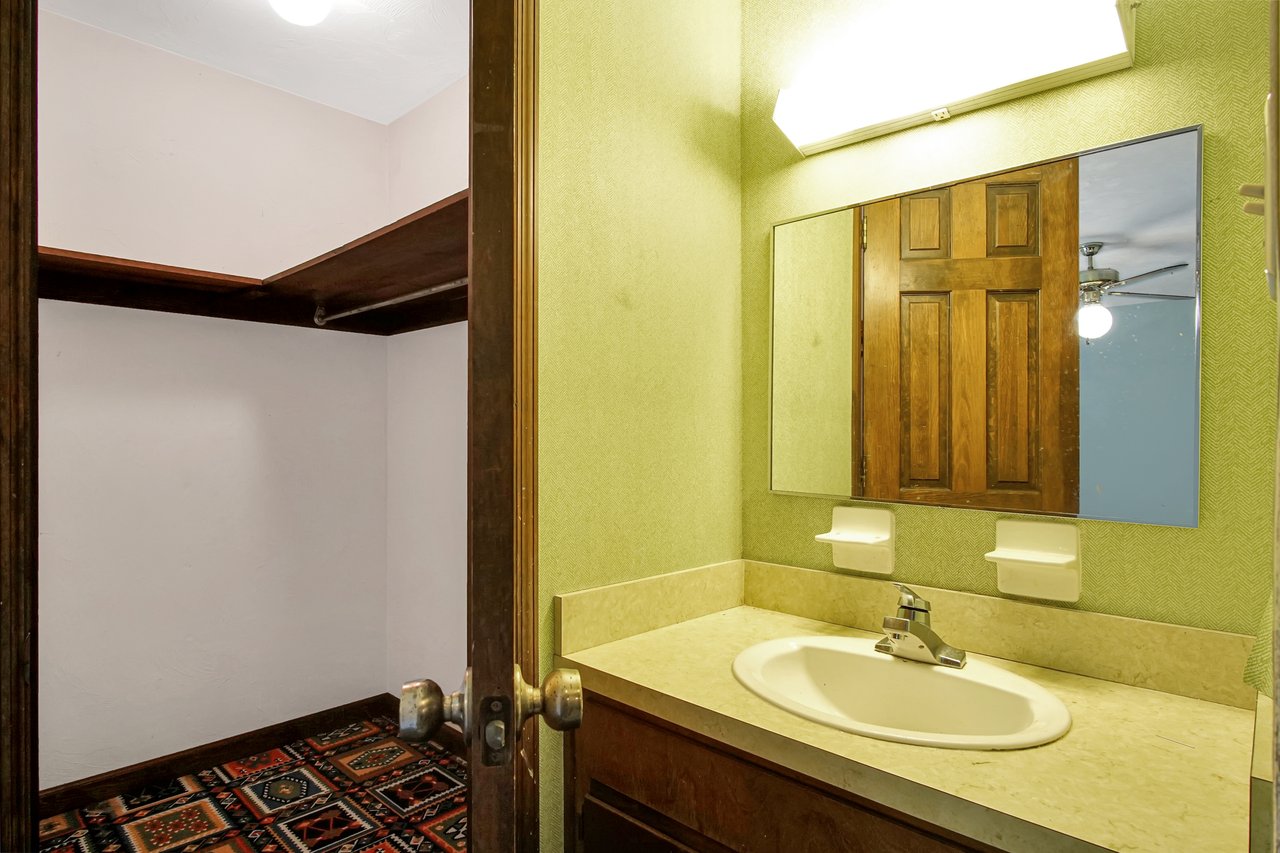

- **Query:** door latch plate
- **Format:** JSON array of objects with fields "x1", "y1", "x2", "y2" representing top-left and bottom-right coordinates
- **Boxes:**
[{"x1": 479, "y1": 695, "x2": 511, "y2": 766}]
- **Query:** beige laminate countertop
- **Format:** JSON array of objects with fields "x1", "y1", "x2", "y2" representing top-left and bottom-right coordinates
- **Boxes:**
[{"x1": 558, "y1": 605, "x2": 1254, "y2": 853}]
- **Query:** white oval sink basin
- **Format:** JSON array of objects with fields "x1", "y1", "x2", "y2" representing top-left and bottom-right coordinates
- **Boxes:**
[{"x1": 733, "y1": 636, "x2": 1071, "y2": 750}]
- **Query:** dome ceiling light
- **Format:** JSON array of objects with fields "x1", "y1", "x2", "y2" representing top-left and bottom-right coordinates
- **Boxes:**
[{"x1": 268, "y1": 0, "x2": 334, "y2": 27}]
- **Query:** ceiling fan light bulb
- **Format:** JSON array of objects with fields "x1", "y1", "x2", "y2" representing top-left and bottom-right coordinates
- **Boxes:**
[
  {"x1": 268, "y1": 0, "x2": 333, "y2": 26},
  {"x1": 1076, "y1": 303, "x2": 1113, "y2": 339}
]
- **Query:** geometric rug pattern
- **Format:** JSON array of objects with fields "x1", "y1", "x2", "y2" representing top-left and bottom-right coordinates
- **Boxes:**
[{"x1": 38, "y1": 717, "x2": 467, "y2": 853}]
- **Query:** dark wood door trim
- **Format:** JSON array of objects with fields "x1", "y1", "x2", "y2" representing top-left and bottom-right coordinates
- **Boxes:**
[
  {"x1": 0, "y1": 1, "x2": 39, "y2": 848},
  {"x1": 470, "y1": 0, "x2": 539, "y2": 850},
  {"x1": 513, "y1": 0, "x2": 540, "y2": 846}
]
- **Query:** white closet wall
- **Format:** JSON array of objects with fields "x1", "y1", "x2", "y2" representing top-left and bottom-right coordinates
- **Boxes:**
[
  {"x1": 386, "y1": 324, "x2": 469, "y2": 696},
  {"x1": 382, "y1": 72, "x2": 471, "y2": 696},
  {"x1": 38, "y1": 301, "x2": 389, "y2": 786},
  {"x1": 37, "y1": 12, "x2": 470, "y2": 787},
  {"x1": 37, "y1": 11, "x2": 389, "y2": 279},
  {"x1": 389, "y1": 77, "x2": 470, "y2": 220}
]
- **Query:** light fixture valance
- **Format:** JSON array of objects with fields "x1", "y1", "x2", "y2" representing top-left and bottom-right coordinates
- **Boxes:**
[{"x1": 774, "y1": 0, "x2": 1136, "y2": 155}]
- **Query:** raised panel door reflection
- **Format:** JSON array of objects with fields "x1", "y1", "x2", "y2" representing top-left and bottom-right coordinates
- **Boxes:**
[
  {"x1": 987, "y1": 182, "x2": 1040, "y2": 257},
  {"x1": 901, "y1": 188, "x2": 951, "y2": 259},
  {"x1": 899, "y1": 293, "x2": 950, "y2": 489},
  {"x1": 987, "y1": 291, "x2": 1039, "y2": 489},
  {"x1": 862, "y1": 161, "x2": 1079, "y2": 513}
]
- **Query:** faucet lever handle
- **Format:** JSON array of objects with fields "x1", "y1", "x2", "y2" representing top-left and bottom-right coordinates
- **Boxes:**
[
  {"x1": 891, "y1": 582, "x2": 930, "y2": 612},
  {"x1": 882, "y1": 616, "x2": 912, "y2": 637}
]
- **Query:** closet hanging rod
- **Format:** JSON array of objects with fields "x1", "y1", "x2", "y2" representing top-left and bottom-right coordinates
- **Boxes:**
[{"x1": 313, "y1": 276, "x2": 468, "y2": 326}]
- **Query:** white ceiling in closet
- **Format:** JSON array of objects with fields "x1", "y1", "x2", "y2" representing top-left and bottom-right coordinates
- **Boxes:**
[{"x1": 39, "y1": 0, "x2": 467, "y2": 123}]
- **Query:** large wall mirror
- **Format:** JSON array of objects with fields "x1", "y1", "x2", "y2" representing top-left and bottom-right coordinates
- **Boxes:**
[{"x1": 770, "y1": 127, "x2": 1201, "y2": 527}]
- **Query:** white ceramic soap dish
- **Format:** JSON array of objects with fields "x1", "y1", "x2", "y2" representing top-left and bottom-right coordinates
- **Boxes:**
[
  {"x1": 816, "y1": 506, "x2": 894, "y2": 575},
  {"x1": 984, "y1": 519, "x2": 1080, "y2": 602}
]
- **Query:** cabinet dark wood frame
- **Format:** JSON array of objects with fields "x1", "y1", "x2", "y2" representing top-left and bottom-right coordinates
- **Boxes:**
[{"x1": 568, "y1": 692, "x2": 999, "y2": 853}]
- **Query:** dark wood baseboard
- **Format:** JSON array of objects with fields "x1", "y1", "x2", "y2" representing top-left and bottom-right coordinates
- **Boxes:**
[{"x1": 38, "y1": 691, "x2": 468, "y2": 817}]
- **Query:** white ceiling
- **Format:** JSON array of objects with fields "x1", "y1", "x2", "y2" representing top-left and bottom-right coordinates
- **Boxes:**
[
  {"x1": 40, "y1": 0, "x2": 468, "y2": 123},
  {"x1": 1079, "y1": 129, "x2": 1200, "y2": 301}
]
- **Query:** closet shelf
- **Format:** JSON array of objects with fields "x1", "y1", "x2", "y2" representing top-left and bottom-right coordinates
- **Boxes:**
[{"x1": 38, "y1": 189, "x2": 469, "y2": 336}]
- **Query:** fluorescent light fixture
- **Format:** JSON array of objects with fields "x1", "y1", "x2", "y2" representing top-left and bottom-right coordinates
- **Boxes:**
[
  {"x1": 269, "y1": 0, "x2": 334, "y2": 26},
  {"x1": 774, "y1": 0, "x2": 1136, "y2": 155}
]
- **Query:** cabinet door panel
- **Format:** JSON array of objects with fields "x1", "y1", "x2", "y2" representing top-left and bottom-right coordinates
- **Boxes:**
[
  {"x1": 582, "y1": 795, "x2": 704, "y2": 853},
  {"x1": 573, "y1": 695, "x2": 980, "y2": 853}
]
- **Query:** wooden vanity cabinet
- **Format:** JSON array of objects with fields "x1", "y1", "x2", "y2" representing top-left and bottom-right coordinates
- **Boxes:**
[{"x1": 567, "y1": 692, "x2": 994, "y2": 852}]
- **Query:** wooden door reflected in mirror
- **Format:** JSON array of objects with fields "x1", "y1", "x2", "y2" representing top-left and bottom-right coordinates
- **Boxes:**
[{"x1": 862, "y1": 161, "x2": 1079, "y2": 514}]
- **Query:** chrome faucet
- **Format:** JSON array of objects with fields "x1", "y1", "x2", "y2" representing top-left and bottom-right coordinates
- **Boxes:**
[{"x1": 874, "y1": 583, "x2": 967, "y2": 668}]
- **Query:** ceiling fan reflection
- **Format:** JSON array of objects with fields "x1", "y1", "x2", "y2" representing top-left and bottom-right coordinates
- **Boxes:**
[{"x1": 1078, "y1": 241, "x2": 1194, "y2": 300}]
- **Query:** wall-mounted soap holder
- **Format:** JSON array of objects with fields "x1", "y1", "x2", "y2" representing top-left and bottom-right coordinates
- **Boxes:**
[
  {"x1": 984, "y1": 519, "x2": 1080, "y2": 602},
  {"x1": 816, "y1": 506, "x2": 894, "y2": 575}
]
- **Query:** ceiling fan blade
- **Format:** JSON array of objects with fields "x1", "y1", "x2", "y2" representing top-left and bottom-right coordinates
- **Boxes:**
[
  {"x1": 1107, "y1": 262, "x2": 1191, "y2": 289},
  {"x1": 1106, "y1": 290, "x2": 1195, "y2": 300}
]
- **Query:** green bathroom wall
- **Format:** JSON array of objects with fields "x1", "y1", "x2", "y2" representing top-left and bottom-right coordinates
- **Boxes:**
[
  {"x1": 536, "y1": 0, "x2": 1275, "y2": 843},
  {"x1": 741, "y1": 0, "x2": 1275, "y2": 682},
  {"x1": 536, "y1": 0, "x2": 743, "y2": 846}
]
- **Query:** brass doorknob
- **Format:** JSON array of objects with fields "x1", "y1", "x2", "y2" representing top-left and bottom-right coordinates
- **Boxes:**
[
  {"x1": 514, "y1": 665, "x2": 583, "y2": 732},
  {"x1": 399, "y1": 666, "x2": 580, "y2": 747},
  {"x1": 399, "y1": 670, "x2": 470, "y2": 743},
  {"x1": 399, "y1": 679, "x2": 445, "y2": 741}
]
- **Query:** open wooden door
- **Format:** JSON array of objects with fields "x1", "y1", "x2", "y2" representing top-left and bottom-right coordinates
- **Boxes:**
[
  {"x1": 465, "y1": 0, "x2": 546, "y2": 849},
  {"x1": 407, "y1": 1, "x2": 585, "y2": 851},
  {"x1": 862, "y1": 160, "x2": 1080, "y2": 514},
  {"x1": 0, "y1": 1, "x2": 38, "y2": 848}
]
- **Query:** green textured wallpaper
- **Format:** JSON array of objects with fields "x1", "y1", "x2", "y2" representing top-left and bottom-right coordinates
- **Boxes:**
[
  {"x1": 535, "y1": 1, "x2": 743, "y2": 847},
  {"x1": 536, "y1": 0, "x2": 1275, "y2": 843},
  {"x1": 741, "y1": 0, "x2": 1275, "y2": 680}
]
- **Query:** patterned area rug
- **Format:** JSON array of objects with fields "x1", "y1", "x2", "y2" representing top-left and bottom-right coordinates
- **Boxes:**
[{"x1": 37, "y1": 717, "x2": 467, "y2": 853}]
